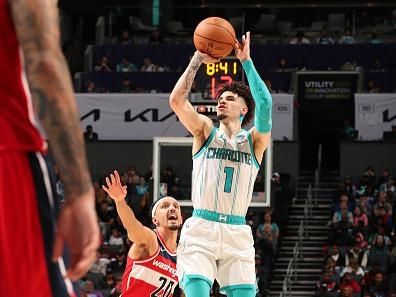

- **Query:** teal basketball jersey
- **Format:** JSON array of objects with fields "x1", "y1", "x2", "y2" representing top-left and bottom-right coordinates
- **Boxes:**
[{"x1": 191, "y1": 126, "x2": 260, "y2": 216}]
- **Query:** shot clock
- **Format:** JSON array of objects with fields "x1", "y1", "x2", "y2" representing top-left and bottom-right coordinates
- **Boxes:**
[{"x1": 194, "y1": 57, "x2": 242, "y2": 100}]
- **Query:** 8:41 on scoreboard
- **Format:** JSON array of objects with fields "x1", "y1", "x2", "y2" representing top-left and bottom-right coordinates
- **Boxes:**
[{"x1": 196, "y1": 57, "x2": 242, "y2": 100}]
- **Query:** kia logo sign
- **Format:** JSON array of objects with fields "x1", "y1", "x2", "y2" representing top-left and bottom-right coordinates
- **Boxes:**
[{"x1": 275, "y1": 104, "x2": 290, "y2": 113}]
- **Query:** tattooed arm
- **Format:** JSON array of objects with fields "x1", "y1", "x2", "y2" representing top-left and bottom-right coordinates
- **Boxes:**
[
  {"x1": 169, "y1": 51, "x2": 218, "y2": 142},
  {"x1": 9, "y1": 0, "x2": 99, "y2": 280}
]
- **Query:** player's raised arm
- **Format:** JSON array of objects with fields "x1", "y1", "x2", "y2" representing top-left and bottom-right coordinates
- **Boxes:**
[
  {"x1": 10, "y1": 0, "x2": 99, "y2": 280},
  {"x1": 235, "y1": 32, "x2": 272, "y2": 162},
  {"x1": 169, "y1": 51, "x2": 218, "y2": 137},
  {"x1": 103, "y1": 171, "x2": 156, "y2": 247}
]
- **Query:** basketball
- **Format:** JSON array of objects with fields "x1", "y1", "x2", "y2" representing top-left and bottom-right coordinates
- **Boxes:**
[{"x1": 193, "y1": 17, "x2": 236, "y2": 58}]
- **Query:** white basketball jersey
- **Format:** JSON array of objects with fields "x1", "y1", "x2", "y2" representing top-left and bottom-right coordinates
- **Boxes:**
[{"x1": 191, "y1": 127, "x2": 260, "y2": 216}]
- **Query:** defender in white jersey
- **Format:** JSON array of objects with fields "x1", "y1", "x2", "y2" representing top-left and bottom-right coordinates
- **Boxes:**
[{"x1": 169, "y1": 32, "x2": 272, "y2": 297}]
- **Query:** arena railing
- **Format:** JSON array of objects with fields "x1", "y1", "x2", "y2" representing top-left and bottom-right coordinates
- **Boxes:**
[
  {"x1": 280, "y1": 241, "x2": 300, "y2": 297},
  {"x1": 305, "y1": 184, "x2": 313, "y2": 237},
  {"x1": 314, "y1": 143, "x2": 322, "y2": 206}
]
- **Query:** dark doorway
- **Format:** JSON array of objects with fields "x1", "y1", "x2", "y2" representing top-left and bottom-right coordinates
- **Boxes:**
[{"x1": 297, "y1": 72, "x2": 359, "y2": 170}]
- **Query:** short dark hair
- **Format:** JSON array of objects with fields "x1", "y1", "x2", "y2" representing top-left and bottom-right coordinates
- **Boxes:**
[{"x1": 215, "y1": 81, "x2": 255, "y2": 127}]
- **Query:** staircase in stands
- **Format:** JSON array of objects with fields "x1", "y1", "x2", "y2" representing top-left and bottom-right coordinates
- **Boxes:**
[{"x1": 268, "y1": 170, "x2": 340, "y2": 297}]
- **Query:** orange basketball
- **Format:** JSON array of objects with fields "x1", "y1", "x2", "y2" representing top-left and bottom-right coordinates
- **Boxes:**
[{"x1": 193, "y1": 17, "x2": 236, "y2": 58}]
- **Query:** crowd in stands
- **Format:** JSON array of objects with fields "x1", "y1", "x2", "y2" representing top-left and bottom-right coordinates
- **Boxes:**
[
  {"x1": 316, "y1": 167, "x2": 396, "y2": 297},
  {"x1": 79, "y1": 24, "x2": 396, "y2": 95},
  {"x1": 54, "y1": 161, "x2": 292, "y2": 297}
]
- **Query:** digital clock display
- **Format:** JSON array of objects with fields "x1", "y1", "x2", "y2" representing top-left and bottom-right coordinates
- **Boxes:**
[
  {"x1": 195, "y1": 57, "x2": 242, "y2": 100},
  {"x1": 206, "y1": 61, "x2": 238, "y2": 76}
]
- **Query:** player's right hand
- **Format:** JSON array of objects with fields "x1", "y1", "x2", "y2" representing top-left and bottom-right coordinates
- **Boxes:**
[
  {"x1": 194, "y1": 50, "x2": 221, "y2": 64},
  {"x1": 102, "y1": 170, "x2": 127, "y2": 201}
]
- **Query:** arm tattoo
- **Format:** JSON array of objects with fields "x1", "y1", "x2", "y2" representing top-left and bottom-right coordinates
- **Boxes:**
[
  {"x1": 181, "y1": 54, "x2": 203, "y2": 99},
  {"x1": 10, "y1": 0, "x2": 92, "y2": 198}
]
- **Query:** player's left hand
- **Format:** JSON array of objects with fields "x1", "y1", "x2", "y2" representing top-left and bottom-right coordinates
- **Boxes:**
[
  {"x1": 235, "y1": 31, "x2": 251, "y2": 62},
  {"x1": 52, "y1": 190, "x2": 100, "y2": 281}
]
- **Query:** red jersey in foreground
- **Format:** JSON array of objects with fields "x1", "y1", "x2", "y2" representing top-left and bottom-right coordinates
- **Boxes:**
[{"x1": 0, "y1": 0, "x2": 45, "y2": 152}]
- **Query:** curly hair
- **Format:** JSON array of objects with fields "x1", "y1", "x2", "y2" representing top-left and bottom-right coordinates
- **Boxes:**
[{"x1": 215, "y1": 81, "x2": 255, "y2": 127}]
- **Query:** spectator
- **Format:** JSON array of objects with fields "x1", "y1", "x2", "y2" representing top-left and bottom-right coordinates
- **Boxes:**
[
  {"x1": 140, "y1": 57, "x2": 157, "y2": 72},
  {"x1": 339, "y1": 30, "x2": 355, "y2": 44},
  {"x1": 340, "y1": 257, "x2": 365, "y2": 283},
  {"x1": 369, "y1": 33, "x2": 384, "y2": 44},
  {"x1": 346, "y1": 239, "x2": 369, "y2": 269},
  {"x1": 341, "y1": 120, "x2": 356, "y2": 140},
  {"x1": 83, "y1": 280, "x2": 104, "y2": 297},
  {"x1": 272, "y1": 172, "x2": 281, "y2": 187},
  {"x1": 84, "y1": 125, "x2": 99, "y2": 141},
  {"x1": 358, "y1": 194, "x2": 373, "y2": 219},
  {"x1": 97, "y1": 267, "x2": 116, "y2": 290},
  {"x1": 381, "y1": 178, "x2": 395, "y2": 194},
  {"x1": 333, "y1": 201, "x2": 353, "y2": 224},
  {"x1": 89, "y1": 251, "x2": 111, "y2": 276},
  {"x1": 109, "y1": 276, "x2": 123, "y2": 297},
  {"x1": 256, "y1": 264, "x2": 269, "y2": 297},
  {"x1": 367, "y1": 80, "x2": 381, "y2": 93},
  {"x1": 161, "y1": 167, "x2": 178, "y2": 189},
  {"x1": 339, "y1": 272, "x2": 361, "y2": 295},
  {"x1": 334, "y1": 194, "x2": 354, "y2": 213},
  {"x1": 119, "y1": 78, "x2": 136, "y2": 93},
  {"x1": 316, "y1": 271, "x2": 339, "y2": 296},
  {"x1": 116, "y1": 57, "x2": 137, "y2": 72},
  {"x1": 97, "y1": 201, "x2": 115, "y2": 236},
  {"x1": 96, "y1": 56, "x2": 112, "y2": 72},
  {"x1": 126, "y1": 166, "x2": 137, "y2": 185},
  {"x1": 136, "y1": 177, "x2": 149, "y2": 196},
  {"x1": 377, "y1": 169, "x2": 391, "y2": 189},
  {"x1": 368, "y1": 272, "x2": 388, "y2": 297},
  {"x1": 353, "y1": 206, "x2": 369, "y2": 232},
  {"x1": 86, "y1": 81, "x2": 99, "y2": 93},
  {"x1": 339, "y1": 284, "x2": 354, "y2": 297},
  {"x1": 168, "y1": 184, "x2": 185, "y2": 200},
  {"x1": 324, "y1": 245, "x2": 346, "y2": 272},
  {"x1": 374, "y1": 192, "x2": 393, "y2": 228},
  {"x1": 124, "y1": 174, "x2": 148, "y2": 222},
  {"x1": 343, "y1": 176, "x2": 357, "y2": 198},
  {"x1": 317, "y1": 30, "x2": 335, "y2": 44},
  {"x1": 109, "y1": 250, "x2": 127, "y2": 275},
  {"x1": 274, "y1": 58, "x2": 295, "y2": 72},
  {"x1": 149, "y1": 28, "x2": 165, "y2": 44},
  {"x1": 360, "y1": 167, "x2": 377, "y2": 190},
  {"x1": 109, "y1": 228, "x2": 124, "y2": 246},
  {"x1": 120, "y1": 29, "x2": 132, "y2": 44},
  {"x1": 257, "y1": 210, "x2": 280, "y2": 250},
  {"x1": 324, "y1": 258, "x2": 341, "y2": 285},
  {"x1": 369, "y1": 235, "x2": 390, "y2": 273},
  {"x1": 289, "y1": 31, "x2": 310, "y2": 44}
]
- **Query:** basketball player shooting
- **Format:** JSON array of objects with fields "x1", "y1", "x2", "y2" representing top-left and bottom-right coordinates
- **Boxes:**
[
  {"x1": 169, "y1": 31, "x2": 272, "y2": 297},
  {"x1": 102, "y1": 171, "x2": 183, "y2": 297}
]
